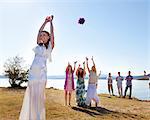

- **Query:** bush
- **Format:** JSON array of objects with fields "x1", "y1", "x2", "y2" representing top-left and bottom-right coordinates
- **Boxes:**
[{"x1": 3, "y1": 56, "x2": 29, "y2": 88}]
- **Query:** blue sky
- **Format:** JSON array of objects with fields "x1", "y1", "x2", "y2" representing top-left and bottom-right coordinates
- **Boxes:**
[{"x1": 0, "y1": 0, "x2": 149, "y2": 76}]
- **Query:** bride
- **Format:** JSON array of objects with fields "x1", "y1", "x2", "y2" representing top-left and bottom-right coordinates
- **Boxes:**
[{"x1": 19, "y1": 15, "x2": 54, "y2": 120}]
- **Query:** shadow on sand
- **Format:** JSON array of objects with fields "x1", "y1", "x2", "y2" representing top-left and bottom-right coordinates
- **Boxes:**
[
  {"x1": 71, "y1": 106, "x2": 141, "y2": 119},
  {"x1": 71, "y1": 106, "x2": 116, "y2": 117}
]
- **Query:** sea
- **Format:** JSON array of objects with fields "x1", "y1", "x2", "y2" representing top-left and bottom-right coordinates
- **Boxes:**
[{"x1": 0, "y1": 78, "x2": 149, "y2": 100}]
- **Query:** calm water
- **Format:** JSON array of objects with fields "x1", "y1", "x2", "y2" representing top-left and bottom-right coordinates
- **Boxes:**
[{"x1": 0, "y1": 78, "x2": 149, "y2": 100}]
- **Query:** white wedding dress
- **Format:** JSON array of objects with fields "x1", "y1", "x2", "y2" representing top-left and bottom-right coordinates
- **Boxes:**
[{"x1": 19, "y1": 42, "x2": 52, "y2": 120}]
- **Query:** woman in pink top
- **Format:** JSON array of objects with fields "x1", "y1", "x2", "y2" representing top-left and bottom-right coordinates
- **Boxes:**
[{"x1": 64, "y1": 62, "x2": 77, "y2": 106}]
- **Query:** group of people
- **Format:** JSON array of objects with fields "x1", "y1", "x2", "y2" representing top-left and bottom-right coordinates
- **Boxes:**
[
  {"x1": 18, "y1": 16, "x2": 137, "y2": 120},
  {"x1": 64, "y1": 61, "x2": 134, "y2": 109},
  {"x1": 64, "y1": 57, "x2": 100, "y2": 107},
  {"x1": 19, "y1": 16, "x2": 100, "y2": 120},
  {"x1": 107, "y1": 71, "x2": 133, "y2": 99}
]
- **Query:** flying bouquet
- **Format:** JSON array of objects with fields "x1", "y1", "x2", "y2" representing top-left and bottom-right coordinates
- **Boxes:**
[{"x1": 78, "y1": 18, "x2": 85, "y2": 24}]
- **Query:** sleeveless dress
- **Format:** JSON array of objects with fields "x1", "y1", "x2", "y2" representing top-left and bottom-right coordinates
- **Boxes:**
[
  {"x1": 19, "y1": 42, "x2": 52, "y2": 120},
  {"x1": 65, "y1": 74, "x2": 73, "y2": 92},
  {"x1": 86, "y1": 71, "x2": 99, "y2": 105},
  {"x1": 76, "y1": 76, "x2": 86, "y2": 106},
  {"x1": 64, "y1": 71, "x2": 75, "y2": 92}
]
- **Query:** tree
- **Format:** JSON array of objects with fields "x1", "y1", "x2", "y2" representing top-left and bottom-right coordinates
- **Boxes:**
[{"x1": 3, "y1": 56, "x2": 29, "y2": 88}]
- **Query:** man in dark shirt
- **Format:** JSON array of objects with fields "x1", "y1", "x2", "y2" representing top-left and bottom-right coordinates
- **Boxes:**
[{"x1": 123, "y1": 71, "x2": 133, "y2": 99}]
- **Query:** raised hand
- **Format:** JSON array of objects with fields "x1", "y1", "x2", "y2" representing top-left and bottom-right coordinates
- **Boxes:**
[
  {"x1": 45, "y1": 16, "x2": 51, "y2": 22},
  {"x1": 50, "y1": 15, "x2": 54, "y2": 21},
  {"x1": 91, "y1": 56, "x2": 94, "y2": 61},
  {"x1": 74, "y1": 61, "x2": 77, "y2": 64},
  {"x1": 83, "y1": 61, "x2": 85, "y2": 70},
  {"x1": 86, "y1": 57, "x2": 88, "y2": 61},
  {"x1": 45, "y1": 15, "x2": 54, "y2": 22},
  {"x1": 86, "y1": 57, "x2": 90, "y2": 73},
  {"x1": 99, "y1": 71, "x2": 101, "y2": 76},
  {"x1": 91, "y1": 56, "x2": 95, "y2": 66}
]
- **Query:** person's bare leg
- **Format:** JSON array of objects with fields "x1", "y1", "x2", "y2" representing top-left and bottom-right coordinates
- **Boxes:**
[
  {"x1": 65, "y1": 91, "x2": 67, "y2": 106},
  {"x1": 69, "y1": 92, "x2": 72, "y2": 106},
  {"x1": 111, "y1": 85, "x2": 114, "y2": 95},
  {"x1": 93, "y1": 99, "x2": 98, "y2": 108},
  {"x1": 95, "y1": 102, "x2": 98, "y2": 108},
  {"x1": 108, "y1": 84, "x2": 111, "y2": 96}
]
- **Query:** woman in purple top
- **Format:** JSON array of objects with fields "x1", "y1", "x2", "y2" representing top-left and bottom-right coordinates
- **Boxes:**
[
  {"x1": 64, "y1": 62, "x2": 77, "y2": 106},
  {"x1": 123, "y1": 71, "x2": 133, "y2": 99}
]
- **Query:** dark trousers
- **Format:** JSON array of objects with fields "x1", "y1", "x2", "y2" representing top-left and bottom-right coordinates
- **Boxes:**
[{"x1": 124, "y1": 85, "x2": 132, "y2": 98}]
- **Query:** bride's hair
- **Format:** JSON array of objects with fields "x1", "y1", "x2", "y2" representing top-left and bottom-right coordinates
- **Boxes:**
[{"x1": 38, "y1": 31, "x2": 50, "y2": 49}]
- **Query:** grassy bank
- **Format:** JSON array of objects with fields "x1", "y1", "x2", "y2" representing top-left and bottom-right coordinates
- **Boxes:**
[{"x1": 0, "y1": 88, "x2": 150, "y2": 120}]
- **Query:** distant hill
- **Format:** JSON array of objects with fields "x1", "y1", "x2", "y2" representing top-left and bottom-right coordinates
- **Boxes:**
[
  {"x1": 0, "y1": 74, "x2": 107, "y2": 80},
  {"x1": 0, "y1": 75, "x2": 6, "y2": 78},
  {"x1": 47, "y1": 75, "x2": 65, "y2": 79},
  {"x1": 48, "y1": 74, "x2": 149, "y2": 80},
  {"x1": 47, "y1": 74, "x2": 108, "y2": 79},
  {"x1": 1, "y1": 74, "x2": 149, "y2": 80}
]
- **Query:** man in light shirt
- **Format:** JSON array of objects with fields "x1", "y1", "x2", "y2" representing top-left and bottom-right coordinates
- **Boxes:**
[{"x1": 116, "y1": 72, "x2": 124, "y2": 97}]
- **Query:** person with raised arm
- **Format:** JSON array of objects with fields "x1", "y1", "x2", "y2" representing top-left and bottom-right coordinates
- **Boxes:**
[
  {"x1": 76, "y1": 62, "x2": 86, "y2": 107},
  {"x1": 19, "y1": 15, "x2": 55, "y2": 120},
  {"x1": 85, "y1": 57, "x2": 100, "y2": 108},
  {"x1": 64, "y1": 61, "x2": 77, "y2": 106}
]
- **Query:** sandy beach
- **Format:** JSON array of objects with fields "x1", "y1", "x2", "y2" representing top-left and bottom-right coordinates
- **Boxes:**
[{"x1": 0, "y1": 87, "x2": 150, "y2": 120}]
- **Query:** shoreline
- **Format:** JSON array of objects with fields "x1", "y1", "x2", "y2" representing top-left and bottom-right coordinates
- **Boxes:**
[
  {"x1": 0, "y1": 86, "x2": 150, "y2": 102},
  {"x1": 0, "y1": 78, "x2": 149, "y2": 101},
  {"x1": 48, "y1": 87, "x2": 150, "y2": 102}
]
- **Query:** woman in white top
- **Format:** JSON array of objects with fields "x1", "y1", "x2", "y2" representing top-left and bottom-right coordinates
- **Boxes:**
[
  {"x1": 19, "y1": 16, "x2": 54, "y2": 120},
  {"x1": 107, "y1": 73, "x2": 114, "y2": 96},
  {"x1": 85, "y1": 57, "x2": 101, "y2": 107}
]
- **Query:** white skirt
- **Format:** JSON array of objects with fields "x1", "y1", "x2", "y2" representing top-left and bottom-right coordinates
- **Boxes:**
[
  {"x1": 19, "y1": 80, "x2": 46, "y2": 120},
  {"x1": 86, "y1": 84, "x2": 99, "y2": 105}
]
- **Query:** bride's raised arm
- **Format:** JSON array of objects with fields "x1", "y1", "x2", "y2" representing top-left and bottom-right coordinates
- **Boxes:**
[
  {"x1": 50, "y1": 15, "x2": 54, "y2": 50},
  {"x1": 37, "y1": 17, "x2": 50, "y2": 44}
]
